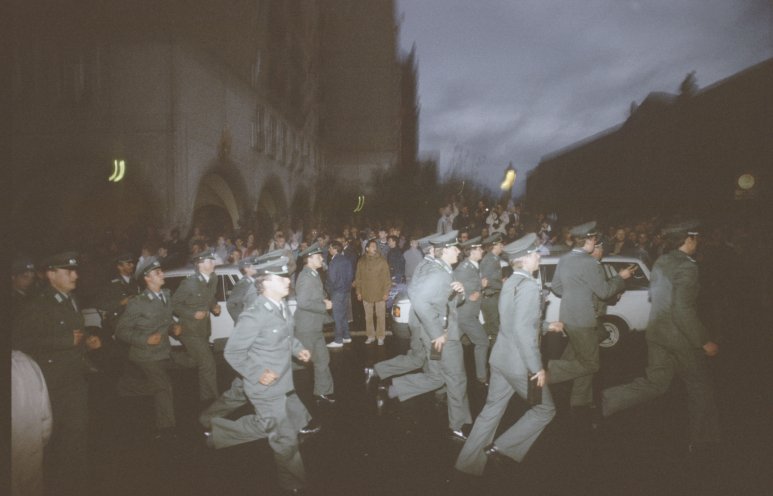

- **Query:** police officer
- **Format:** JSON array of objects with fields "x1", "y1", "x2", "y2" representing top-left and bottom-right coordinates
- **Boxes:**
[
  {"x1": 207, "y1": 257, "x2": 311, "y2": 494},
  {"x1": 456, "y1": 234, "x2": 562, "y2": 476},
  {"x1": 480, "y1": 233, "x2": 505, "y2": 343},
  {"x1": 171, "y1": 249, "x2": 221, "y2": 405},
  {"x1": 11, "y1": 257, "x2": 37, "y2": 320},
  {"x1": 115, "y1": 258, "x2": 190, "y2": 440},
  {"x1": 199, "y1": 250, "x2": 290, "y2": 432},
  {"x1": 96, "y1": 253, "x2": 141, "y2": 333},
  {"x1": 12, "y1": 252, "x2": 102, "y2": 494},
  {"x1": 602, "y1": 221, "x2": 720, "y2": 453},
  {"x1": 547, "y1": 222, "x2": 632, "y2": 413},
  {"x1": 454, "y1": 236, "x2": 491, "y2": 386},
  {"x1": 295, "y1": 242, "x2": 335, "y2": 405},
  {"x1": 385, "y1": 231, "x2": 472, "y2": 441}
]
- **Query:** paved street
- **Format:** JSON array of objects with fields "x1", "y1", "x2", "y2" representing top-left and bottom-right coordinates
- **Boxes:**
[{"x1": 86, "y1": 310, "x2": 772, "y2": 496}]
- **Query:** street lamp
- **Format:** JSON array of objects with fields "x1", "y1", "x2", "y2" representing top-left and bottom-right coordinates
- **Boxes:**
[{"x1": 500, "y1": 162, "x2": 516, "y2": 191}]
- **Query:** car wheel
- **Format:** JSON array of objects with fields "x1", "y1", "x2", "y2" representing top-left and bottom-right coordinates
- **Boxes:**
[{"x1": 599, "y1": 317, "x2": 628, "y2": 350}]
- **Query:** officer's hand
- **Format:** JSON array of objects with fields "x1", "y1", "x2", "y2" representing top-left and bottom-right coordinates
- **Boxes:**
[
  {"x1": 168, "y1": 323, "x2": 183, "y2": 337},
  {"x1": 324, "y1": 299, "x2": 333, "y2": 310},
  {"x1": 73, "y1": 330, "x2": 85, "y2": 346},
  {"x1": 259, "y1": 369, "x2": 279, "y2": 385},
  {"x1": 469, "y1": 291, "x2": 481, "y2": 302},
  {"x1": 194, "y1": 311, "x2": 208, "y2": 320},
  {"x1": 618, "y1": 266, "x2": 634, "y2": 280},
  {"x1": 703, "y1": 341, "x2": 719, "y2": 357},
  {"x1": 147, "y1": 332, "x2": 162, "y2": 345},
  {"x1": 530, "y1": 369, "x2": 547, "y2": 388},
  {"x1": 297, "y1": 349, "x2": 311, "y2": 362},
  {"x1": 211, "y1": 304, "x2": 221, "y2": 316},
  {"x1": 450, "y1": 281, "x2": 464, "y2": 294},
  {"x1": 481, "y1": 277, "x2": 489, "y2": 288},
  {"x1": 86, "y1": 335, "x2": 102, "y2": 350},
  {"x1": 432, "y1": 334, "x2": 447, "y2": 352},
  {"x1": 548, "y1": 321, "x2": 565, "y2": 333}
]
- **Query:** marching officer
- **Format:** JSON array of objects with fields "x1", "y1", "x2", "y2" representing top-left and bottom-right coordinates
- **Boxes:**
[
  {"x1": 12, "y1": 252, "x2": 102, "y2": 495},
  {"x1": 385, "y1": 231, "x2": 472, "y2": 441},
  {"x1": 115, "y1": 258, "x2": 190, "y2": 440},
  {"x1": 226, "y1": 255, "x2": 260, "y2": 323},
  {"x1": 456, "y1": 233, "x2": 562, "y2": 476},
  {"x1": 295, "y1": 243, "x2": 335, "y2": 407},
  {"x1": 96, "y1": 253, "x2": 140, "y2": 333},
  {"x1": 547, "y1": 222, "x2": 631, "y2": 414},
  {"x1": 602, "y1": 221, "x2": 720, "y2": 453},
  {"x1": 207, "y1": 256, "x2": 312, "y2": 494},
  {"x1": 454, "y1": 236, "x2": 491, "y2": 386},
  {"x1": 480, "y1": 233, "x2": 505, "y2": 343},
  {"x1": 172, "y1": 249, "x2": 221, "y2": 405}
]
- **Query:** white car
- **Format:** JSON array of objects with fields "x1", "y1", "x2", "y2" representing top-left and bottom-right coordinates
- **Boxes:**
[
  {"x1": 391, "y1": 255, "x2": 651, "y2": 351},
  {"x1": 163, "y1": 265, "x2": 296, "y2": 351},
  {"x1": 540, "y1": 255, "x2": 651, "y2": 349}
]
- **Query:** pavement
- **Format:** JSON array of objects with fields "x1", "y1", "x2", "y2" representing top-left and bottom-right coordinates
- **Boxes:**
[{"x1": 84, "y1": 313, "x2": 773, "y2": 496}]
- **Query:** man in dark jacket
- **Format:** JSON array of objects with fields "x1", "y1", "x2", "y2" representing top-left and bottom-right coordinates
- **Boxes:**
[{"x1": 326, "y1": 241, "x2": 354, "y2": 348}]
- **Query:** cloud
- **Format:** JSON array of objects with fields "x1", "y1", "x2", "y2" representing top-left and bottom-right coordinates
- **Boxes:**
[{"x1": 398, "y1": 0, "x2": 771, "y2": 195}]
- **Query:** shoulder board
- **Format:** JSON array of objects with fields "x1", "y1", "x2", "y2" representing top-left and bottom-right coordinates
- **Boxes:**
[
  {"x1": 111, "y1": 278, "x2": 121, "y2": 283},
  {"x1": 263, "y1": 301, "x2": 273, "y2": 311},
  {"x1": 186, "y1": 274, "x2": 197, "y2": 279},
  {"x1": 54, "y1": 293, "x2": 64, "y2": 303}
]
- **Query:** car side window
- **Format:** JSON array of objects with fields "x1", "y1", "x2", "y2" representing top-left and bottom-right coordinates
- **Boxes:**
[
  {"x1": 216, "y1": 275, "x2": 234, "y2": 302},
  {"x1": 223, "y1": 275, "x2": 236, "y2": 299},
  {"x1": 604, "y1": 262, "x2": 649, "y2": 290},
  {"x1": 540, "y1": 265, "x2": 557, "y2": 287},
  {"x1": 164, "y1": 276, "x2": 183, "y2": 294}
]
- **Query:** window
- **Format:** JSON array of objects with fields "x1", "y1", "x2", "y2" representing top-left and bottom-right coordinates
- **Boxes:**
[{"x1": 603, "y1": 262, "x2": 649, "y2": 290}]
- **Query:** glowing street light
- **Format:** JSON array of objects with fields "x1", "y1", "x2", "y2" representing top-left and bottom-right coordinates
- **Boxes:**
[
  {"x1": 109, "y1": 159, "x2": 126, "y2": 182},
  {"x1": 500, "y1": 162, "x2": 516, "y2": 191}
]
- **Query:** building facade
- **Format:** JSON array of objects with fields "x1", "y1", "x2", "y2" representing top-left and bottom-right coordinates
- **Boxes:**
[{"x1": 526, "y1": 59, "x2": 772, "y2": 222}]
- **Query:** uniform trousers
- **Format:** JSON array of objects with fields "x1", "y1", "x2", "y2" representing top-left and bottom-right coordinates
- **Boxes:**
[
  {"x1": 210, "y1": 391, "x2": 310, "y2": 491},
  {"x1": 363, "y1": 300, "x2": 386, "y2": 339},
  {"x1": 374, "y1": 323, "x2": 426, "y2": 379},
  {"x1": 481, "y1": 294, "x2": 500, "y2": 341},
  {"x1": 458, "y1": 306, "x2": 490, "y2": 382},
  {"x1": 295, "y1": 332, "x2": 334, "y2": 396},
  {"x1": 455, "y1": 366, "x2": 555, "y2": 475},
  {"x1": 177, "y1": 330, "x2": 218, "y2": 401},
  {"x1": 547, "y1": 325, "x2": 600, "y2": 407},
  {"x1": 199, "y1": 376, "x2": 247, "y2": 430},
  {"x1": 391, "y1": 338, "x2": 471, "y2": 430},
  {"x1": 602, "y1": 340, "x2": 720, "y2": 446},
  {"x1": 38, "y1": 360, "x2": 88, "y2": 496},
  {"x1": 331, "y1": 292, "x2": 351, "y2": 343}
]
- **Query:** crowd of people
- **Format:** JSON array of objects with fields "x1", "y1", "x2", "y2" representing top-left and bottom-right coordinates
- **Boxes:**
[{"x1": 10, "y1": 195, "x2": 771, "y2": 495}]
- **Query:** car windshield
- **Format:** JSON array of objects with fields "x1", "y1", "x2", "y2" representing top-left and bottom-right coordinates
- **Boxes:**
[{"x1": 604, "y1": 262, "x2": 649, "y2": 290}]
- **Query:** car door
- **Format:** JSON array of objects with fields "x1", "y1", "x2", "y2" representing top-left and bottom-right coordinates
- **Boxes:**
[{"x1": 601, "y1": 261, "x2": 651, "y2": 331}]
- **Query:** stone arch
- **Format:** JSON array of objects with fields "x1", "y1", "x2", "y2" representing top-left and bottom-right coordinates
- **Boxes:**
[
  {"x1": 254, "y1": 175, "x2": 288, "y2": 240},
  {"x1": 192, "y1": 161, "x2": 249, "y2": 236}
]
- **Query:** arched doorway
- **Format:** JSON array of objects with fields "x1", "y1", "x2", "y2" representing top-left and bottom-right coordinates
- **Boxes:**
[
  {"x1": 193, "y1": 172, "x2": 243, "y2": 237},
  {"x1": 253, "y1": 176, "x2": 288, "y2": 244}
]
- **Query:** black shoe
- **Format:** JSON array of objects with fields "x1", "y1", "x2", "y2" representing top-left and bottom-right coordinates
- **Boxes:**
[
  {"x1": 314, "y1": 393, "x2": 336, "y2": 405},
  {"x1": 483, "y1": 442, "x2": 499, "y2": 457},
  {"x1": 202, "y1": 430, "x2": 215, "y2": 449},
  {"x1": 484, "y1": 443, "x2": 518, "y2": 472},
  {"x1": 364, "y1": 367, "x2": 379, "y2": 389},
  {"x1": 448, "y1": 428, "x2": 468, "y2": 442},
  {"x1": 299, "y1": 419, "x2": 322, "y2": 435}
]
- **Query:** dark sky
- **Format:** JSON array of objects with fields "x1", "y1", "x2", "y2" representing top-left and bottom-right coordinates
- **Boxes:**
[{"x1": 397, "y1": 0, "x2": 772, "y2": 197}]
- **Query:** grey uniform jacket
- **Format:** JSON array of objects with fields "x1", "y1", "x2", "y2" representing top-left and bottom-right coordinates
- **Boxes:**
[
  {"x1": 115, "y1": 289, "x2": 173, "y2": 362},
  {"x1": 454, "y1": 258, "x2": 483, "y2": 317},
  {"x1": 480, "y1": 253, "x2": 503, "y2": 296},
  {"x1": 646, "y1": 249, "x2": 710, "y2": 353},
  {"x1": 293, "y1": 267, "x2": 328, "y2": 334},
  {"x1": 224, "y1": 295, "x2": 304, "y2": 396},
  {"x1": 489, "y1": 270, "x2": 548, "y2": 375},
  {"x1": 227, "y1": 276, "x2": 257, "y2": 323},
  {"x1": 408, "y1": 258, "x2": 464, "y2": 341},
  {"x1": 172, "y1": 272, "x2": 218, "y2": 336},
  {"x1": 550, "y1": 249, "x2": 625, "y2": 328}
]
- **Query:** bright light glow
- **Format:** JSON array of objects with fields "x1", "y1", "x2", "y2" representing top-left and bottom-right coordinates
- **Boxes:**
[
  {"x1": 500, "y1": 169, "x2": 516, "y2": 191},
  {"x1": 353, "y1": 194, "x2": 365, "y2": 213},
  {"x1": 109, "y1": 160, "x2": 126, "y2": 182}
]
